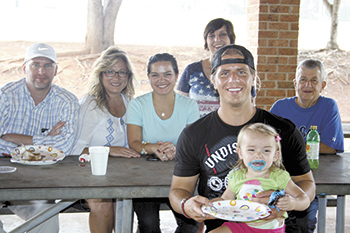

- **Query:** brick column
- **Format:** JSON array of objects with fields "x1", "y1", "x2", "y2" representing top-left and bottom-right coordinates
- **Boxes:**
[{"x1": 247, "y1": 0, "x2": 300, "y2": 110}]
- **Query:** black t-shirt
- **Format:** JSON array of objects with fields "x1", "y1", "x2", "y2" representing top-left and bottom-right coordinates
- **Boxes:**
[{"x1": 174, "y1": 108, "x2": 310, "y2": 199}]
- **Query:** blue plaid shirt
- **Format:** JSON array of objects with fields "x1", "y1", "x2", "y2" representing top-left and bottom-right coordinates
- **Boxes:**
[{"x1": 0, "y1": 78, "x2": 79, "y2": 155}]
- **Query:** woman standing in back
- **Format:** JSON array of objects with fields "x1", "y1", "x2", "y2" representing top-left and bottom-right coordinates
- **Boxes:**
[{"x1": 177, "y1": 18, "x2": 235, "y2": 117}]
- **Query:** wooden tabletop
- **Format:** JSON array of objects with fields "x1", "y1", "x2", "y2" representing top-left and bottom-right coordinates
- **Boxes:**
[
  {"x1": 0, "y1": 155, "x2": 175, "y2": 201},
  {"x1": 342, "y1": 123, "x2": 350, "y2": 138},
  {"x1": 312, "y1": 153, "x2": 350, "y2": 195},
  {"x1": 1, "y1": 153, "x2": 349, "y2": 201}
]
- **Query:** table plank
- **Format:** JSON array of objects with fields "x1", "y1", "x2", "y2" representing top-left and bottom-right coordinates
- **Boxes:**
[
  {"x1": 313, "y1": 153, "x2": 350, "y2": 195},
  {"x1": 2, "y1": 153, "x2": 350, "y2": 198},
  {"x1": 343, "y1": 123, "x2": 350, "y2": 138},
  {"x1": 0, "y1": 156, "x2": 174, "y2": 201},
  {"x1": 1, "y1": 153, "x2": 350, "y2": 233}
]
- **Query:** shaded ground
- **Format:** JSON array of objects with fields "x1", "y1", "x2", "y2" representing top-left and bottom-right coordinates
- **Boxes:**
[{"x1": 0, "y1": 41, "x2": 349, "y2": 121}]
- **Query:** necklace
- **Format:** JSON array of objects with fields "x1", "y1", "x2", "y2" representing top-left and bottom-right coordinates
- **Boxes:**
[
  {"x1": 155, "y1": 104, "x2": 167, "y2": 118},
  {"x1": 152, "y1": 92, "x2": 175, "y2": 119}
]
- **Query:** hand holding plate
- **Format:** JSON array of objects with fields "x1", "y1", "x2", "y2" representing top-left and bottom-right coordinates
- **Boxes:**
[{"x1": 183, "y1": 195, "x2": 213, "y2": 222}]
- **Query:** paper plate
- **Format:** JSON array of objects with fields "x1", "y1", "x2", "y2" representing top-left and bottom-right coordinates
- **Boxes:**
[
  {"x1": 201, "y1": 200, "x2": 271, "y2": 221},
  {"x1": 10, "y1": 145, "x2": 65, "y2": 165},
  {"x1": 0, "y1": 166, "x2": 17, "y2": 173}
]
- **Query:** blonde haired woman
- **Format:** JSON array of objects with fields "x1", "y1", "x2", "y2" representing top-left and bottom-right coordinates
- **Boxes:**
[{"x1": 73, "y1": 46, "x2": 139, "y2": 233}]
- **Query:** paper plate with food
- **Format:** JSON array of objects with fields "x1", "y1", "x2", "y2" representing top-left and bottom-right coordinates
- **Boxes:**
[
  {"x1": 10, "y1": 145, "x2": 65, "y2": 165},
  {"x1": 201, "y1": 199, "x2": 271, "y2": 222}
]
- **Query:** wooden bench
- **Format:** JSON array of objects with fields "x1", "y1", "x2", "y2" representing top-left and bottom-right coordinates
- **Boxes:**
[
  {"x1": 0, "y1": 200, "x2": 172, "y2": 216},
  {"x1": 0, "y1": 201, "x2": 88, "y2": 216}
]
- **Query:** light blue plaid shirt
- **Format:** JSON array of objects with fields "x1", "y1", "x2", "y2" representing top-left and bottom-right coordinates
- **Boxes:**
[{"x1": 0, "y1": 78, "x2": 79, "y2": 155}]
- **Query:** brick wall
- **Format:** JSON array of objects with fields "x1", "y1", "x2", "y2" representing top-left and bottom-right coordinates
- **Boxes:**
[{"x1": 247, "y1": 0, "x2": 300, "y2": 110}]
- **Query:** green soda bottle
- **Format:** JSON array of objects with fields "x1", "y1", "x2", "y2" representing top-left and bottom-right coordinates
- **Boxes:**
[{"x1": 306, "y1": 125, "x2": 320, "y2": 169}]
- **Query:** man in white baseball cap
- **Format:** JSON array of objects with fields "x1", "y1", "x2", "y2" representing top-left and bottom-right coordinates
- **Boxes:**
[
  {"x1": 24, "y1": 42, "x2": 57, "y2": 63},
  {"x1": 0, "y1": 43, "x2": 79, "y2": 232}
]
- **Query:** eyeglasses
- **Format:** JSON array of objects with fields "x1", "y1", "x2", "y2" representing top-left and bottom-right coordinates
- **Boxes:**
[
  {"x1": 29, "y1": 62, "x2": 56, "y2": 71},
  {"x1": 104, "y1": 70, "x2": 129, "y2": 78}
]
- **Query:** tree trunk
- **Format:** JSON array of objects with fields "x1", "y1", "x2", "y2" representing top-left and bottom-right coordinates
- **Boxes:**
[
  {"x1": 85, "y1": 0, "x2": 123, "y2": 54},
  {"x1": 102, "y1": 0, "x2": 122, "y2": 51},
  {"x1": 323, "y1": 0, "x2": 341, "y2": 50}
]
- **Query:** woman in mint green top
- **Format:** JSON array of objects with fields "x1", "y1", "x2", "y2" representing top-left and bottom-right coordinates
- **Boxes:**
[
  {"x1": 126, "y1": 53, "x2": 200, "y2": 233},
  {"x1": 126, "y1": 91, "x2": 199, "y2": 145},
  {"x1": 210, "y1": 123, "x2": 310, "y2": 233},
  {"x1": 126, "y1": 53, "x2": 199, "y2": 161}
]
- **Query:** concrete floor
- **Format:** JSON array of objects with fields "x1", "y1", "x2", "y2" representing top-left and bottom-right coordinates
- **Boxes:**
[{"x1": 1, "y1": 197, "x2": 350, "y2": 233}]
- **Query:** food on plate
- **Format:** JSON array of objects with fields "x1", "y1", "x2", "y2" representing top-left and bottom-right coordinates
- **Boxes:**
[
  {"x1": 10, "y1": 145, "x2": 65, "y2": 165},
  {"x1": 21, "y1": 149, "x2": 44, "y2": 161}
]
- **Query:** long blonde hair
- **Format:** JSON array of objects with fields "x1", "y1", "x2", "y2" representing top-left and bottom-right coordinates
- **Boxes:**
[
  {"x1": 88, "y1": 46, "x2": 136, "y2": 110},
  {"x1": 235, "y1": 123, "x2": 285, "y2": 171}
]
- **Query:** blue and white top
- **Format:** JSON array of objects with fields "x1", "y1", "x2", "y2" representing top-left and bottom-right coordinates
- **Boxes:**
[
  {"x1": 0, "y1": 78, "x2": 79, "y2": 155},
  {"x1": 177, "y1": 60, "x2": 219, "y2": 118},
  {"x1": 72, "y1": 94, "x2": 129, "y2": 155}
]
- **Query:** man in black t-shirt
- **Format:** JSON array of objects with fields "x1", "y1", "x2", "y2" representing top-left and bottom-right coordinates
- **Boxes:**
[{"x1": 169, "y1": 44, "x2": 316, "y2": 232}]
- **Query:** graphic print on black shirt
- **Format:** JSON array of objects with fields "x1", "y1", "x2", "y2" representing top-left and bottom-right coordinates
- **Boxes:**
[
  {"x1": 203, "y1": 135, "x2": 239, "y2": 199},
  {"x1": 175, "y1": 108, "x2": 310, "y2": 201}
]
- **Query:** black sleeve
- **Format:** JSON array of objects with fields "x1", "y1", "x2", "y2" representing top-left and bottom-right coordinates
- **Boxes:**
[
  {"x1": 174, "y1": 125, "x2": 201, "y2": 177},
  {"x1": 280, "y1": 120, "x2": 311, "y2": 176}
]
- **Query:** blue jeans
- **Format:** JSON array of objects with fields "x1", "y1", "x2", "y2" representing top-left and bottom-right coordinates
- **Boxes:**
[
  {"x1": 307, "y1": 197, "x2": 318, "y2": 232},
  {"x1": 133, "y1": 198, "x2": 198, "y2": 233},
  {"x1": 285, "y1": 197, "x2": 318, "y2": 233}
]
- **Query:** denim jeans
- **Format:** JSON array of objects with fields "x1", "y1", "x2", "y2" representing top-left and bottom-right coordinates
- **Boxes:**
[
  {"x1": 133, "y1": 198, "x2": 198, "y2": 233},
  {"x1": 286, "y1": 197, "x2": 318, "y2": 233}
]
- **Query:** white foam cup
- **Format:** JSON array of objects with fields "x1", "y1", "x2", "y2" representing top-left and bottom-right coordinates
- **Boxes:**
[{"x1": 89, "y1": 146, "x2": 110, "y2": 176}]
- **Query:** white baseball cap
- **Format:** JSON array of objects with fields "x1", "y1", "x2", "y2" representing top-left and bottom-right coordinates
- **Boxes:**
[{"x1": 24, "y1": 43, "x2": 57, "y2": 63}]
